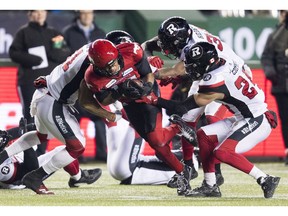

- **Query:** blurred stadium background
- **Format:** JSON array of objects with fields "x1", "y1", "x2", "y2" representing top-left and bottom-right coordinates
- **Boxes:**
[{"x1": 0, "y1": 10, "x2": 285, "y2": 161}]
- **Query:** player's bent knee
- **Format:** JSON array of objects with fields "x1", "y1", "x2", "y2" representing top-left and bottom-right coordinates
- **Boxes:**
[{"x1": 66, "y1": 139, "x2": 85, "y2": 159}]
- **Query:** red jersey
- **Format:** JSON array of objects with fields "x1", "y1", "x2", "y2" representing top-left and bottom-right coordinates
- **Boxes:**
[{"x1": 85, "y1": 42, "x2": 152, "y2": 102}]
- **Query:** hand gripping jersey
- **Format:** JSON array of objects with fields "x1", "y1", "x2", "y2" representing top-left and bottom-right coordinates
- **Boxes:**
[
  {"x1": 46, "y1": 44, "x2": 91, "y2": 105},
  {"x1": 198, "y1": 62, "x2": 267, "y2": 119},
  {"x1": 85, "y1": 42, "x2": 152, "y2": 102}
]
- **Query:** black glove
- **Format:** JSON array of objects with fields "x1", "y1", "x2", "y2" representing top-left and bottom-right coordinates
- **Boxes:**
[
  {"x1": 34, "y1": 76, "x2": 47, "y2": 89},
  {"x1": 141, "y1": 82, "x2": 153, "y2": 96},
  {"x1": 120, "y1": 79, "x2": 144, "y2": 99},
  {"x1": 0, "y1": 130, "x2": 12, "y2": 152}
]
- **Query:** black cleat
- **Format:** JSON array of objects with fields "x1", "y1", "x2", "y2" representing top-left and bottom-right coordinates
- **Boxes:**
[
  {"x1": 167, "y1": 165, "x2": 198, "y2": 188},
  {"x1": 177, "y1": 164, "x2": 196, "y2": 195},
  {"x1": 185, "y1": 180, "x2": 222, "y2": 197},
  {"x1": 167, "y1": 174, "x2": 178, "y2": 188},
  {"x1": 216, "y1": 173, "x2": 224, "y2": 186},
  {"x1": 68, "y1": 168, "x2": 102, "y2": 188},
  {"x1": 169, "y1": 114, "x2": 198, "y2": 146},
  {"x1": 22, "y1": 170, "x2": 54, "y2": 195},
  {"x1": 257, "y1": 175, "x2": 280, "y2": 198},
  {"x1": 35, "y1": 184, "x2": 54, "y2": 195}
]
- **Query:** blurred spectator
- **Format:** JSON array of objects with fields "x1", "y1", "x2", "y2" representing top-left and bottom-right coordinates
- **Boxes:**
[
  {"x1": 261, "y1": 10, "x2": 288, "y2": 165},
  {"x1": 63, "y1": 10, "x2": 108, "y2": 162},
  {"x1": 9, "y1": 10, "x2": 70, "y2": 156},
  {"x1": 63, "y1": 10, "x2": 106, "y2": 53}
]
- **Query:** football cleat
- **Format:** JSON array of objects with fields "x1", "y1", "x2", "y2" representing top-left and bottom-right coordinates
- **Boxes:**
[
  {"x1": 216, "y1": 173, "x2": 225, "y2": 186},
  {"x1": 167, "y1": 174, "x2": 178, "y2": 188},
  {"x1": 185, "y1": 180, "x2": 221, "y2": 197},
  {"x1": 35, "y1": 184, "x2": 54, "y2": 195},
  {"x1": 68, "y1": 168, "x2": 102, "y2": 188},
  {"x1": 177, "y1": 164, "x2": 195, "y2": 195},
  {"x1": 167, "y1": 165, "x2": 198, "y2": 188},
  {"x1": 169, "y1": 114, "x2": 198, "y2": 146},
  {"x1": 22, "y1": 170, "x2": 54, "y2": 195},
  {"x1": 257, "y1": 175, "x2": 280, "y2": 198}
]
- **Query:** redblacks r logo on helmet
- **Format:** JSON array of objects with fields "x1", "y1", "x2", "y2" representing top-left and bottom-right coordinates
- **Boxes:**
[
  {"x1": 191, "y1": 47, "x2": 201, "y2": 57},
  {"x1": 166, "y1": 23, "x2": 178, "y2": 36}
]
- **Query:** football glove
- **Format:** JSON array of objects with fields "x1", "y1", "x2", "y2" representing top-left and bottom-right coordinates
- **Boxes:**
[
  {"x1": 34, "y1": 76, "x2": 47, "y2": 89},
  {"x1": 135, "y1": 92, "x2": 158, "y2": 105},
  {"x1": 147, "y1": 56, "x2": 164, "y2": 69},
  {"x1": 120, "y1": 79, "x2": 144, "y2": 99},
  {"x1": 120, "y1": 79, "x2": 154, "y2": 99},
  {"x1": 159, "y1": 75, "x2": 183, "y2": 89},
  {"x1": 265, "y1": 110, "x2": 278, "y2": 129}
]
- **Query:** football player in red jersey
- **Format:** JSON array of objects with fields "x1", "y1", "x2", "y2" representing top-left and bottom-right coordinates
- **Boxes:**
[
  {"x1": 79, "y1": 39, "x2": 197, "y2": 195},
  {"x1": 0, "y1": 40, "x2": 113, "y2": 195}
]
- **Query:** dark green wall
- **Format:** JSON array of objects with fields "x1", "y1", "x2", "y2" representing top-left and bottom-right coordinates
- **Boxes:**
[{"x1": 125, "y1": 10, "x2": 207, "y2": 43}]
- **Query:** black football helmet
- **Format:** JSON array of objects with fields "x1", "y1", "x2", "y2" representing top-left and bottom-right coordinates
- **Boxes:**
[
  {"x1": 158, "y1": 16, "x2": 192, "y2": 59},
  {"x1": 105, "y1": 30, "x2": 135, "y2": 45},
  {"x1": 184, "y1": 42, "x2": 219, "y2": 81}
]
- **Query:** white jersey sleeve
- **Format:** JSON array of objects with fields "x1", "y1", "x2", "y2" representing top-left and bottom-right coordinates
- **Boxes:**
[{"x1": 46, "y1": 44, "x2": 91, "y2": 105}]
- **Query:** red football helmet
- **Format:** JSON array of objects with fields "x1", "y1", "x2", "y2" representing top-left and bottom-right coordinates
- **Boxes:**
[{"x1": 88, "y1": 39, "x2": 121, "y2": 76}]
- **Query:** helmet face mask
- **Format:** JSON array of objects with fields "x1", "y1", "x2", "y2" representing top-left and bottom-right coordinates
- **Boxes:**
[
  {"x1": 93, "y1": 58, "x2": 121, "y2": 77},
  {"x1": 158, "y1": 16, "x2": 191, "y2": 59},
  {"x1": 88, "y1": 39, "x2": 122, "y2": 77},
  {"x1": 184, "y1": 42, "x2": 219, "y2": 81}
]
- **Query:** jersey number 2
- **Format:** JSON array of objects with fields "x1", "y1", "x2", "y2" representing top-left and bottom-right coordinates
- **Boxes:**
[{"x1": 234, "y1": 76, "x2": 258, "y2": 99}]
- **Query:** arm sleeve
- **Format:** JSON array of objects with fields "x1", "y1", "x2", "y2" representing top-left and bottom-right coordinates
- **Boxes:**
[
  {"x1": 141, "y1": 36, "x2": 161, "y2": 56},
  {"x1": 157, "y1": 95, "x2": 200, "y2": 116},
  {"x1": 135, "y1": 52, "x2": 153, "y2": 77}
]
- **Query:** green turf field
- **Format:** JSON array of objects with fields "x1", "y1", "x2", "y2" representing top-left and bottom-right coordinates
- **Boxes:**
[{"x1": 0, "y1": 162, "x2": 287, "y2": 207}]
